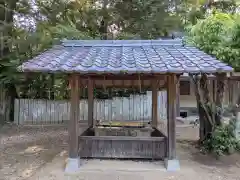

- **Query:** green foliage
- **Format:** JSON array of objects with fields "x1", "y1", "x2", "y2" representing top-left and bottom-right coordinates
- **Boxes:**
[
  {"x1": 201, "y1": 118, "x2": 240, "y2": 156},
  {"x1": 187, "y1": 12, "x2": 240, "y2": 70},
  {"x1": 115, "y1": 32, "x2": 140, "y2": 40},
  {"x1": 49, "y1": 24, "x2": 91, "y2": 40},
  {"x1": 114, "y1": 0, "x2": 182, "y2": 39},
  {"x1": 210, "y1": 0, "x2": 238, "y2": 13}
]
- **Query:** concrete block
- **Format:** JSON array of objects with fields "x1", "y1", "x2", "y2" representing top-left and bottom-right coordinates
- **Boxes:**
[
  {"x1": 65, "y1": 158, "x2": 81, "y2": 173},
  {"x1": 164, "y1": 158, "x2": 180, "y2": 171}
]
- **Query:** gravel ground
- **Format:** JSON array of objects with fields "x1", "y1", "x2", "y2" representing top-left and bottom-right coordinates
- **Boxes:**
[{"x1": 1, "y1": 123, "x2": 240, "y2": 180}]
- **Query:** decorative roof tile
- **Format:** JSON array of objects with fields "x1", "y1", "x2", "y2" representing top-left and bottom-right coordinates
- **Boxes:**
[{"x1": 18, "y1": 40, "x2": 233, "y2": 74}]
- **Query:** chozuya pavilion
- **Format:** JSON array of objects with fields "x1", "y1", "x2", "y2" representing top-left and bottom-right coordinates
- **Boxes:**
[{"x1": 18, "y1": 39, "x2": 233, "y2": 172}]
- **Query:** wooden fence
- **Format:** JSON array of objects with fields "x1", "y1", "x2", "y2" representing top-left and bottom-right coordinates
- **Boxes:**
[{"x1": 14, "y1": 91, "x2": 167, "y2": 125}]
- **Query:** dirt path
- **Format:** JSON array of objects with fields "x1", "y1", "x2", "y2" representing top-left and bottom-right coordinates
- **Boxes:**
[
  {"x1": 0, "y1": 125, "x2": 68, "y2": 180},
  {"x1": 1, "y1": 124, "x2": 240, "y2": 180}
]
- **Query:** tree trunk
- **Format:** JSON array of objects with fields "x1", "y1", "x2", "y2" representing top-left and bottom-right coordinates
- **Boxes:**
[
  {"x1": 0, "y1": 0, "x2": 18, "y2": 122},
  {"x1": 40, "y1": 74, "x2": 48, "y2": 99},
  {"x1": 190, "y1": 75, "x2": 205, "y2": 141},
  {"x1": 21, "y1": 74, "x2": 33, "y2": 98},
  {"x1": 100, "y1": 0, "x2": 108, "y2": 40},
  {"x1": 50, "y1": 74, "x2": 55, "y2": 100},
  {"x1": 7, "y1": 83, "x2": 18, "y2": 122},
  {"x1": 190, "y1": 74, "x2": 214, "y2": 142},
  {"x1": 200, "y1": 74, "x2": 214, "y2": 138},
  {"x1": 215, "y1": 73, "x2": 226, "y2": 126},
  {"x1": 198, "y1": 101, "x2": 205, "y2": 141}
]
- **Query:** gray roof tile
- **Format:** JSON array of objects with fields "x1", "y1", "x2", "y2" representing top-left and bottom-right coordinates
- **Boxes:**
[{"x1": 18, "y1": 40, "x2": 233, "y2": 74}]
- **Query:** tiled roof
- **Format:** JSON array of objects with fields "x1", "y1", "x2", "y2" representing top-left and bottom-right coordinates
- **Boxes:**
[{"x1": 18, "y1": 40, "x2": 233, "y2": 74}]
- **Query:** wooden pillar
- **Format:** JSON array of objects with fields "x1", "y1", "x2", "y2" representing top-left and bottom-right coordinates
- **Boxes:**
[
  {"x1": 88, "y1": 78, "x2": 94, "y2": 127},
  {"x1": 167, "y1": 74, "x2": 177, "y2": 159},
  {"x1": 69, "y1": 74, "x2": 80, "y2": 159},
  {"x1": 152, "y1": 80, "x2": 158, "y2": 128},
  {"x1": 176, "y1": 76, "x2": 180, "y2": 117}
]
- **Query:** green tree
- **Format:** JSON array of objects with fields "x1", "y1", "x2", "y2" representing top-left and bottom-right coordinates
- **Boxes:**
[
  {"x1": 187, "y1": 12, "x2": 240, "y2": 148},
  {"x1": 113, "y1": 0, "x2": 182, "y2": 38},
  {"x1": 0, "y1": 0, "x2": 19, "y2": 122}
]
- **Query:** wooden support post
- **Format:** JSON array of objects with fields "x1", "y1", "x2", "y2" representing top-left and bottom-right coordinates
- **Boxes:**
[
  {"x1": 88, "y1": 78, "x2": 94, "y2": 127},
  {"x1": 176, "y1": 75, "x2": 180, "y2": 117},
  {"x1": 69, "y1": 74, "x2": 80, "y2": 158},
  {"x1": 65, "y1": 74, "x2": 80, "y2": 173},
  {"x1": 152, "y1": 80, "x2": 158, "y2": 128},
  {"x1": 167, "y1": 74, "x2": 177, "y2": 159},
  {"x1": 165, "y1": 74, "x2": 179, "y2": 171}
]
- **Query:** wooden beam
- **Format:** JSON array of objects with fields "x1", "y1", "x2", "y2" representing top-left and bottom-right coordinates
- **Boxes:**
[
  {"x1": 81, "y1": 79, "x2": 166, "y2": 89},
  {"x1": 152, "y1": 79, "x2": 158, "y2": 128},
  {"x1": 69, "y1": 74, "x2": 80, "y2": 158},
  {"x1": 88, "y1": 78, "x2": 94, "y2": 127},
  {"x1": 79, "y1": 74, "x2": 166, "y2": 80},
  {"x1": 167, "y1": 74, "x2": 177, "y2": 159},
  {"x1": 181, "y1": 75, "x2": 240, "y2": 81}
]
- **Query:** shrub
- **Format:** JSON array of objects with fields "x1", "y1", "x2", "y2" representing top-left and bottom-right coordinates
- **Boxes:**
[{"x1": 201, "y1": 117, "x2": 240, "y2": 156}]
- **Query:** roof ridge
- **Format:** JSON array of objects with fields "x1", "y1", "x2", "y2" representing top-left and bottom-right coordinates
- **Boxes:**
[{"x1": 61, "y1": 39, "x2": 184, "y2": 47}]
